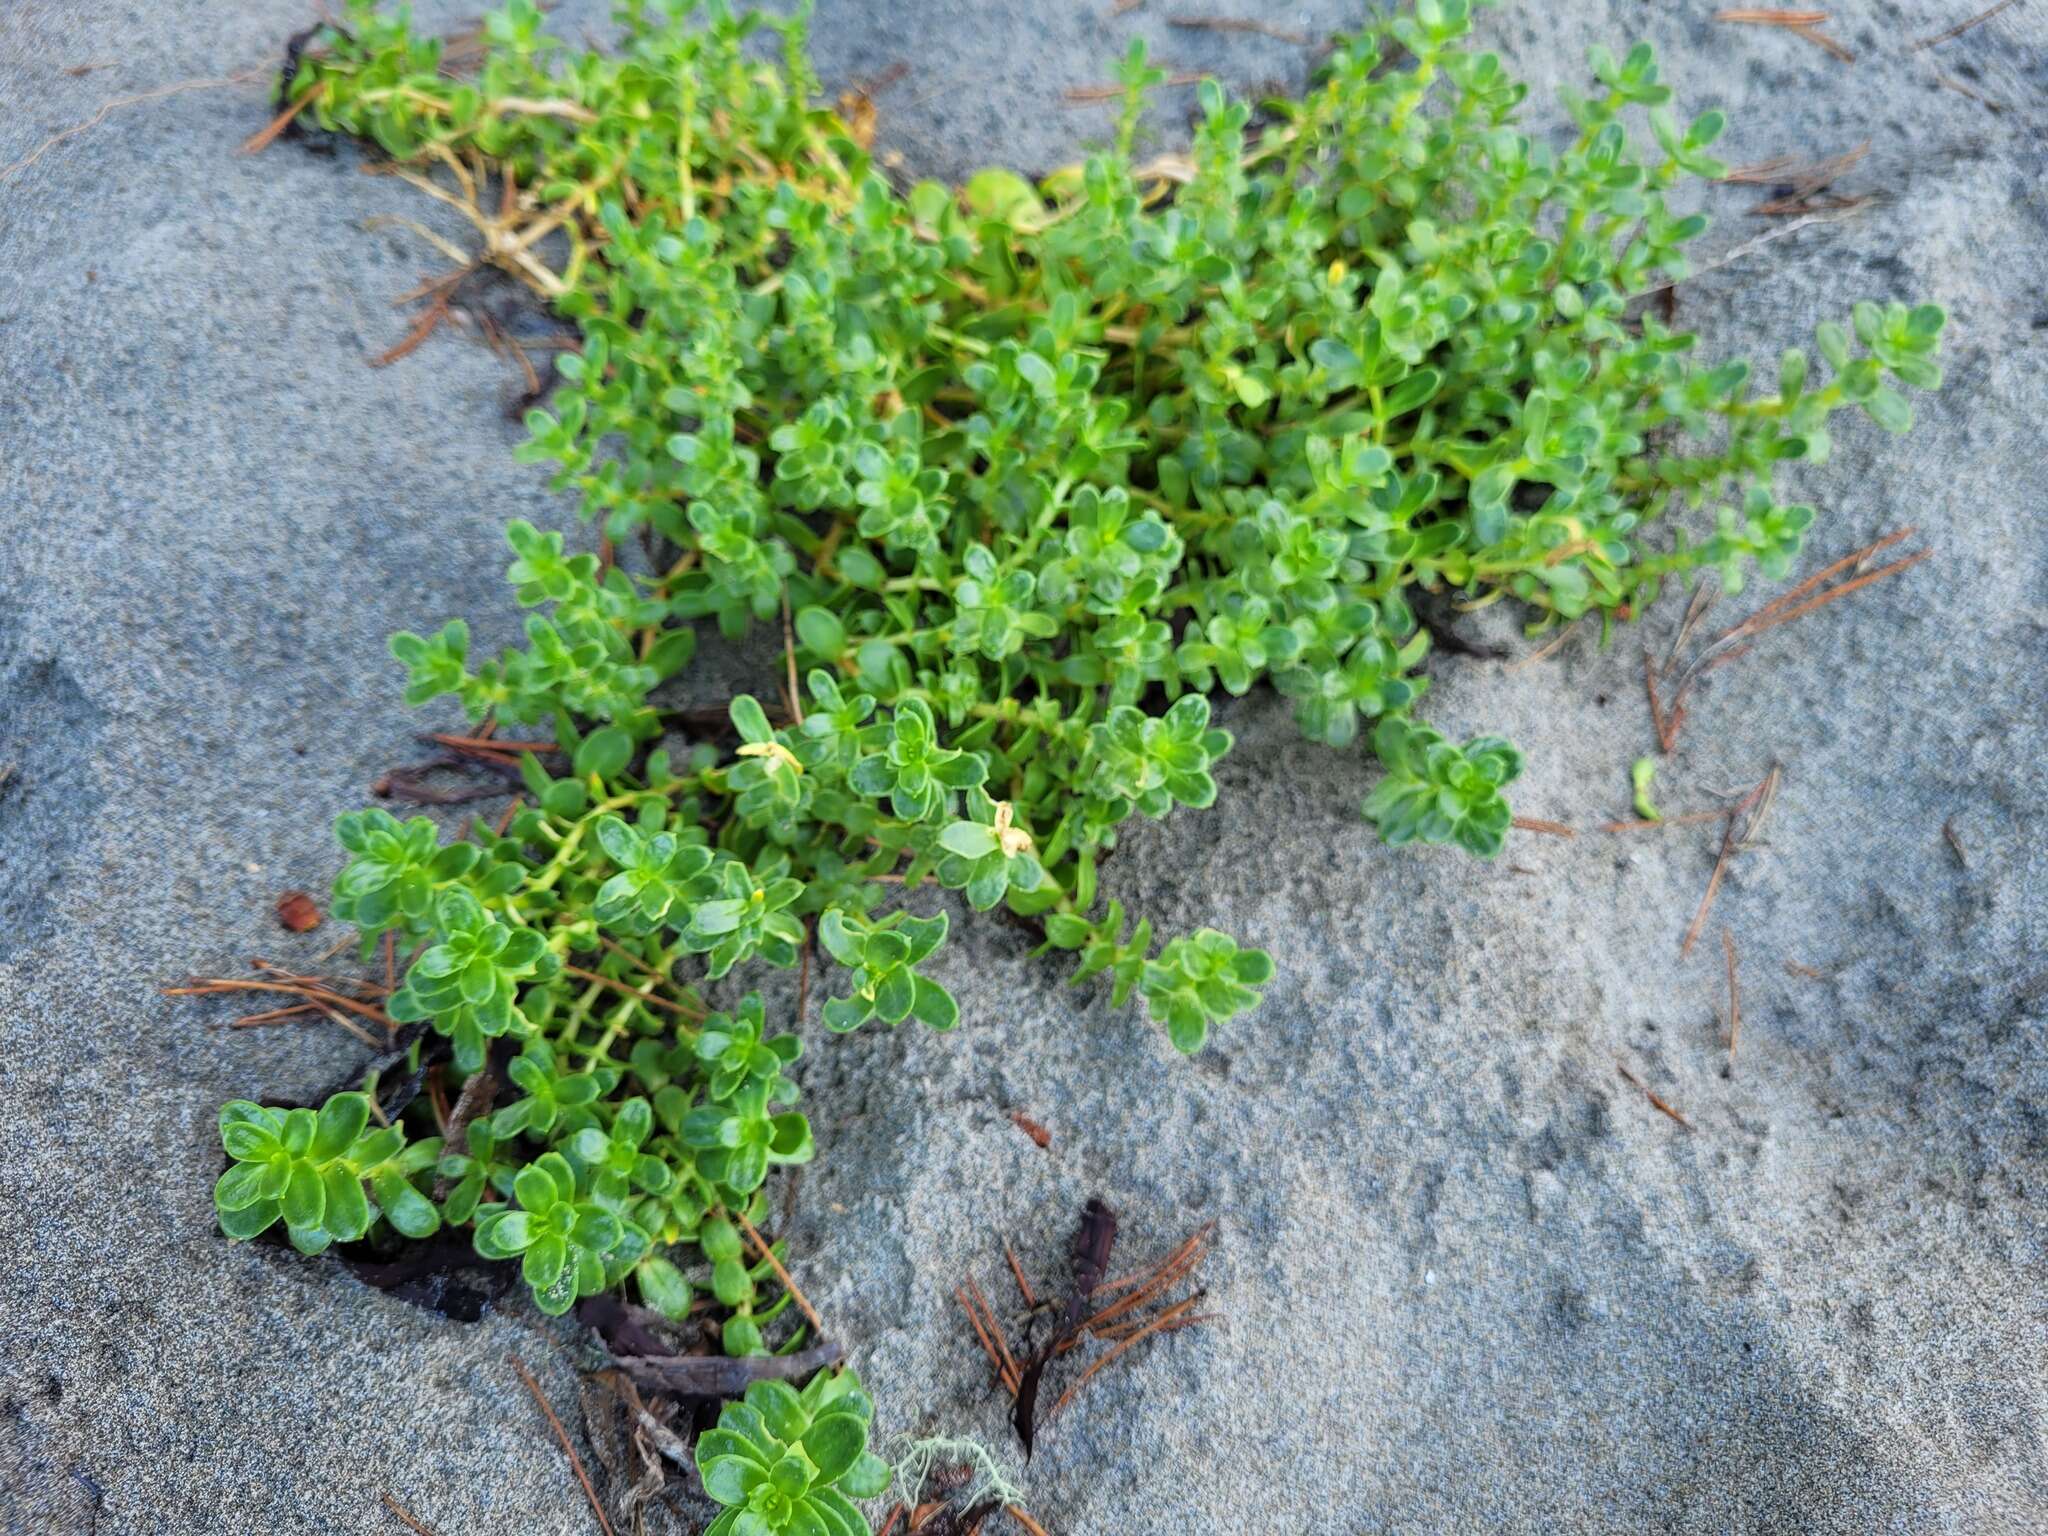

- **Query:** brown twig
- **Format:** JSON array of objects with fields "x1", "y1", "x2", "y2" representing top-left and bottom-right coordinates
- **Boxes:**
[
  {"x1": 1168, "y1": 14, "x2": 1312, "y2": 44},
  {"x1": 511, "y1": 1356, "x2": 616, "y2": 1536},
  {"x1": 966, "y1": 1275, "x2": 1021, "y2": 1390},
  {"x1": 1722, "y1": 928, "x2": 1742, "y2": 1066},
  {"x1": 166, "y1": 977, "x2": 393, "y2": 1026},
  {"x1": 1504, "y1": 620, "x2": 1581, "y2": 672},
  {"x1": 240, "y1": 80, "x2": 325, "y2": 154},
  {"x1": 1786, "y1": 24, "x2": 1856, "y2": 62},
  {"x1": 735, "y1": 1208, "x2": 826, "y2": 1342},
  {"x1": 1008, "y1": 1110, "x2": 1052, "y2": 1148},
  {"x1": 780, "y1": 587, "x2": 806, "y2": 726},
  {"x1": 1616, "y1": 1062, "x2": 1694, "y2": 1130},
  {"x1": 1601, "y1": 807, "x2": 1738, "y2": 833},
  {"x1": 1512, "y1": 817, "x2": 1576, "y2": 839},
  {"x1": 419, "y1": 734, "x2": 521, "y2": 769},
  {"x1": 250, "y1": 957, "x2": 386, "y2": 992},
  {"x1": 373, "y1": 758, "x2": 506, "y2": 803},
  {"x1": 370, "y1": 292, "x2": 454, "y2": 367},
  {"x1": 1785, "y1": 960, "x2": 1827, "y2": 980},
  {"x1": 1081, "y1": 1236, "x2": 1204, "y2": 1343},
  {"x1": 1680, "y1": 766, "x2": 1780, "y2": 958},
  {"x1": 1718, "y1": 549, "x2": 1928, "y2": 649},
  {"x1": 611, "y1": 1341, "x2": 843, "y2": 1396},
  {"x1": 1721, "y1": 142, "x2": 1870, "y2": 216},
  {"x1": 1007, "y1": 1507, "x2": 1054, "y2": 1536},
  {"x1": 1644, "y1": 650, "x2": 1680, "y2": 753},
  {"x1": 1659, "y1": 532, "x2": 1925, "y2": 750},
  {"x1": 1933, "y1": 72, "x2": 2005, "y2": 110},
  {"x1": 1091, "y1": 1308, "x2": 1218, "y2": 1344},
  {"x1": 1725, "y1": 527, "x2": 1916, "y2": 637},
  {"x1": 559, "y1": 963, "x2": 705, "y2": 1019},
  {"x1": 427, "y1": 731, "x2": 559, "y2": 754},
  {"x1": 1912, "y1": 0, "x2": 2024, "y2": 49},
  {"x1": 380, "y1": 1492, "x2": 440, "y2": 1536},
  {"x1": 955, "y1": 1283, "x2": 1021, "y2": 1395},
  {"x1": 1043, "y1": 1292, "x2": 1209, "y2": 1425},
  {"x1": 309, "y1": 998, "x2": 383, "y2": 1047},
  {"x1": 1004, "y1": 1237, "x2": 1039, "y2": 1309},
  {"x1": 1, "y1": 68, "x2": 265, "y2": 182},
  {"x1": 878, "y1": 1508, "x2": 907, "y2": 1536},
  {"x1": 232, "y1": 1002, "x2": 322, "y2": 1027},
  {"x1": 1713, "y1": 10, "x2": 1853, "y2": 60},
  {"x1": 1663, "y1": 581, "x2": 1721, "y2": 680},
  {"x1": 434, "y1": 1061, "x2": 502, "y2": 1197},
  {"x1": 796, "y1": 922, "x2": 814, "y2": 1029},
  {"x1": 1093, "y1": 1222, "x2": 1210, "y2": 1301},
  {"x1": 1634, "y1": 204, "x2": 1869, "y2": 302},
  {"x1": 474, "y1": 306, "x2": 543, "y2": 396},
  {"x1": 1064, "y1": 69, "x2": 1208, "y2": 102}
]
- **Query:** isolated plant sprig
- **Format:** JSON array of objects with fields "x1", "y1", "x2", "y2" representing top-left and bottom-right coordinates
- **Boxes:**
[
  {"x1": 213, "y1": 0, "x2": 1945, "y2": 1379},
  {"x1": 696, "y1": 1370, "x2": 893, "y2": 1536}
]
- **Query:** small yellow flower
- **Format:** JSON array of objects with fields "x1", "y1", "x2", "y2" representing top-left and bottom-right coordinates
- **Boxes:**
[
  {"x1": 736, "y1": 740, "x2": 803, "y2": 774},
  {"x1": 991, "y1": 800, "x2": 1033, "y2": 858}
]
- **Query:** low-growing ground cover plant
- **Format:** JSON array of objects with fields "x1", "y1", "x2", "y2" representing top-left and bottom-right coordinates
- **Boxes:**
[
  {"x1": 695, "y1": 1370, "x2": 893, "y2": 1535},
  {"x1": 214, "y1": 0, "x2": 1943, "y2": 1452}
]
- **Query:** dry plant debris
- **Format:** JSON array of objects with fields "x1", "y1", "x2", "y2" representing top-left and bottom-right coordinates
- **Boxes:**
[
  {"x1": 1616, "y1": 1061, "x2": 1694, "y2": 1130},
  {"x1": 1679, "y1": 765, "x2": 1781, "y2": 959},
  {"x1": 512, "y1": 1354, "x2": 618, "y2": 1536},
  {"x1": 1063, "y1": 68, "x2": 1210, "y2": 102},
  {"x1": 955, "y1": 1207, "x2": 1216, "y2": 1461},
  {"x1": 1722, "y1": 927, "x2": 1742, "y2": 1066},
  {"x1": 167, "y1": 959, "x2": 396, "y2": 1046},
  {"x1": 1912, "y1": 0, "x2": 2026, "y2": 50},
  {"x1": 1713, "y1": 9, "x2": 1855, "y2": 62},
  {"x1": 380, "y1": 1492, "x2": 441, "y2": 1536},
  {"x1": 1647, "y1": 528, "x2": 1928, "y2": 756},
  {"x1": 1168, "y1": 15, "x2": 1315, "y2": 45},
  {"x1": 0, "y1": 68, "x2": 266, "y2": 182},
  {"x1": 1720, "y1": 142, "x2": 1871, "y2": 216}
]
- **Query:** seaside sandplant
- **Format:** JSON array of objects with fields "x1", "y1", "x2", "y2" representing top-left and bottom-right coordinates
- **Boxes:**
[{"x1": 213, "y1": 0, "x2": 1943, "y2": 1404}]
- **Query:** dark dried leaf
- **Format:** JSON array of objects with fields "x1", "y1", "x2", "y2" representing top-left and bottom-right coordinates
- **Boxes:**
[
  {"x1": 611, "y1": 1339, "x2": 843, "y2": 1398},
  {"x1": 1014, "y1": 1196, "x2": 1117, "y2": 1457},
  {"x1": 578, "y1": 1294, "x2": 685, "y2": 1360}
]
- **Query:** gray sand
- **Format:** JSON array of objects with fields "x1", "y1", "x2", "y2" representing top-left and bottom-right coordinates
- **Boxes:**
[{"x1": 3, "y1": 1, "x2": 2044, "y2": 1531}]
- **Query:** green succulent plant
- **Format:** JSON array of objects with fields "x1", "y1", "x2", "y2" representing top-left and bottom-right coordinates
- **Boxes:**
[
  {"x1": 696, "y1": 1371, "x2": 893, "y2": 1536},
  {"x1": 1363, "y1": 718, "x2": 1524, "y2": 857},
  {"x1": 214, "y1": 1094, "x2": 440, "y2": 1255},
  {"x1": 473, "y1": 1149, "x2": 628, "y2": 1314},
  {"x1": 816, "y1": 908, "x2": 958, "y2": 1033},
  {"x1": 209, "y1": 0, "x2": 1946, "y2": 1404}
]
